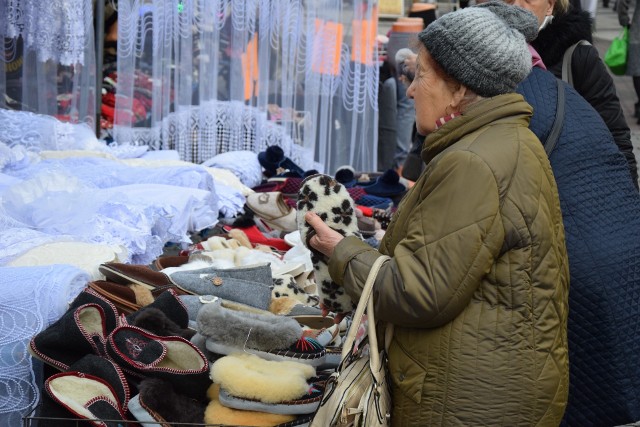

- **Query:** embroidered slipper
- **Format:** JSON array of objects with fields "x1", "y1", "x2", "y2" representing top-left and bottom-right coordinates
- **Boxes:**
[
  {"x1": 196, "y1": 299, "x2": 326, "y2": 366},
  {"x1": 296, "y1": 174, "x2": 361, "y2": 314},
  {"x1": 106, "y1": 324, "x2": 211, "y2": 401},
  {"x1": 68, "y1": 354, "x2": 131, "y2": 413}
]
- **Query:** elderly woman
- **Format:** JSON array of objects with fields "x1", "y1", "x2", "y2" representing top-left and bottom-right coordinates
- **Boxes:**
[{"x1": 305, "y1": 6, "x2": 569, "y2": 426}]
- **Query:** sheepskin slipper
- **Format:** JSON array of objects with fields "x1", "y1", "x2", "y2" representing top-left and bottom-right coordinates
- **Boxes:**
[
  {"x1": 197, "y1": 299, "x2": 326, "y2": 366},
  {"x1": 105, "y1": 324, "x2": 211, "y2": 401},
  {"x1": 68, "y1": 354, "x2": 130, "y2": 412},
  {"x1": 45, "y1": 372, "x2": 129, "y2": 424},
  {"x1": 272, "y1": 274, "x2": 319, "y2": 306},
  {"x1": 296, "y1": 174, "x2": 361, "y2": 314},
  {"x1": 211, "y1": 354, "x2": 315, "y2": 404},
  {"x1": 131, "y1": 307, "x2": 195, "y2": 340},
  {"x1": 128, "y1": 378, "x2": 206, "y2": 426},
  {"x1": 126, "y1": 288, "x2": 189, "y2": 330},
  {"x1": 218, "y1": 385, "x2": 323, "y2": 415},
  {"x1": 205, "y1": 384, "x2": 313, "y2": 427},
  {"x1": 29, "y1": 303, "x2": 110, "y2": 371}
]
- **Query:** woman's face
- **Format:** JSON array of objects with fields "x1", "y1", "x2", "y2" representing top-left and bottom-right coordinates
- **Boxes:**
[
  {"x1": 406, "y1": 50, "x2": 456, "y2": 135},
  {"x1": 505, "y1": 0, "x2": 555, "y2": 25}
]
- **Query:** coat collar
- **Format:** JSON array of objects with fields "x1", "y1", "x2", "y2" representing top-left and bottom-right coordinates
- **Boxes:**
[{"x1": 421, "y1": 93, "x2": 533, "y2": 165}]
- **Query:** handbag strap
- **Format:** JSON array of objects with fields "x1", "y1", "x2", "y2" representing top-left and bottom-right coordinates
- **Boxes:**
[
  {"x1": 544, "y1": 78, "x2": 566, "y2": 156},
  {"x1": 561, "y1": 40, "x2": 591, "y2": 87},
  {"x1": 340, "y1": 255, "x2": 391, "y2": 374}
]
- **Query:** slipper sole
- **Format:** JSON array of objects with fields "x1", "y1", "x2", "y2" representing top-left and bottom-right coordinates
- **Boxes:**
[
  {"x1": 218, "y1": 388, "x2": 321, "y2": 415},
  {"x1": 205, "y1": 340, "x2": 326, "y2": 367}
]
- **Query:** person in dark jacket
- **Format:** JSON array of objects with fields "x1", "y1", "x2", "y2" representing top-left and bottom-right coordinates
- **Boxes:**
[
  {"x1": 480, "y1": 2, "x2": 640, "y2": 425},
  {"x1": 509, "y1": 0, "x2": 639, "y2": 188}
]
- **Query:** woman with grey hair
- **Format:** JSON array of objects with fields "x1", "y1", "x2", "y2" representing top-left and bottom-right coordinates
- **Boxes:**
[{"x1": 304, "y1": 5, "x2": 569, "y2": 426}]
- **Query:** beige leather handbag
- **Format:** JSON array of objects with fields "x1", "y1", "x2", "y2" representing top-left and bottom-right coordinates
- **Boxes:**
[{"x1": 310, "y1": 255, "x2": 393, "y2": 427}]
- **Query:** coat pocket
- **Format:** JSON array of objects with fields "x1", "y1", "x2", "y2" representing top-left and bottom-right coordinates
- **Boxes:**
[{"x1": 388, "y1": 340, "x2": 427, "y2": 404}]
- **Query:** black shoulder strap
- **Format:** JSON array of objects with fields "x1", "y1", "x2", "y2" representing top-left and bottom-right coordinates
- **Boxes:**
[
  {"x1": 544, "y1": 78, "x2": 565, "y2": 156},
  {"x1": 561, "y1": 40, "x2": 591, "y2": 87}
]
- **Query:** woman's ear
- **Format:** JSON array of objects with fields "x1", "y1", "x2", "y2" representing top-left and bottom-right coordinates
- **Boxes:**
[{"x1": 449, "y1": 85, "x2": 470, "y2": 113}]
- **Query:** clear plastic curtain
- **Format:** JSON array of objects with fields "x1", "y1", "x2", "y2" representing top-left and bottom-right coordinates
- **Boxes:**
[
  {"x1": 113, "y1": 0, "x2": 379, "y2": 173},
  {"x1": 0, "y1": 0, "x2": 96, "y2": 126}
]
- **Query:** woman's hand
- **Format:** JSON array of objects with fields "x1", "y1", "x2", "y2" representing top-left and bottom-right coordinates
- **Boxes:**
[{"x1": 304, "y1": 212, "x2": 344, "y2": 258}]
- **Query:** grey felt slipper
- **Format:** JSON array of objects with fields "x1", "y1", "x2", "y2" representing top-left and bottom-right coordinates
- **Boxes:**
[
  {"x1": 170, "y1": 266, "x2": 273, "y2": 310},
  {"x1": 218, "y1": 386, "x2": 323, "y2": 415},
  {"x1": 197, "y1": 299, "x2": 326, "y2": 366}
]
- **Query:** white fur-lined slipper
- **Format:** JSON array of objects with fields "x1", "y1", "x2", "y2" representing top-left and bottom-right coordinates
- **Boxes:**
[{"x1": 197, "y1": 299, "x2": 326, "y2": 366}]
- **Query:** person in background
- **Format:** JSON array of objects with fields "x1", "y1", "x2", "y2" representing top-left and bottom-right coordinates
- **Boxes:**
[
  {"x1": 506, "y1": 0, "x2": 639, "y2": 188},
  {"x1": 479, "y1": 1, "x2": 640, "y2": 424},
  {"x1": 618, "y1": 0, "x2": 640, "y2": 127},
  {"x1": 305, "y1": 5, "x2": 569, "y2": 425},
  {"x1": 377, "y1": 60, "x2": 398, "y2": 171}
]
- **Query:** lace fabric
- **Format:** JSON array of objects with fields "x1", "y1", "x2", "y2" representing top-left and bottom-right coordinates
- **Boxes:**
[
  {"x1": 113, "y1": 0, "x2": 379, "y2": 173},
  {"x1": 0, "y1": 265, "x2": 89, "y2": 425},
  {"x1": 0, "y1": 0, "x2": 92, "y2": 66}
]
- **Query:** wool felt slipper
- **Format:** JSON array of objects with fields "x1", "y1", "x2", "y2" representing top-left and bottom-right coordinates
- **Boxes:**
[
  {"x1": 356, "y1": 169, "x2": 407, "y2": 198},
  {"x1": 197, "y1": 299, "x2": 326, "y2": 366},
  {"x1": 69, "y1": 288, "x2": 120, "y2": 333},
  {"x1": 204, "y1": 384, "x2": 297, "y2": 426},
  {"x1": 29, "y1": 303, "x2": 110, "y2": 371},
  {"x1": 211, "y1": 353, "x2": 315, "y2": 403},
  {"x1": 169, "y1": 267, "x2": 273, "y2": 310},
  {"x1": 296, "y1": 174, "x2": 362, "y2": 314},
  {"x1": 131, "y1": 307, "x2": 196, "y2": 340},
  {"x1": 45, "y1": 372, "x2": 129, "y2": 425}
]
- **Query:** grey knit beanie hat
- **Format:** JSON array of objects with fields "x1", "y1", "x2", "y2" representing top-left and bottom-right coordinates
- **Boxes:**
[
  {"x1": 474, "y1": 1, "x2": 539, "y2": 43},
  {"x1": 419, "y1": 7, "x2": 534, "y2": 97}
]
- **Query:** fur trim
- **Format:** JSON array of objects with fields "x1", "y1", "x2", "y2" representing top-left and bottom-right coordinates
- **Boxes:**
[
  {"x1": 138, "y1": 378, "x2": 206, "y2": 423},
  {"x1": 129, "y1": 284, "x2": 154, "y2": 307},
  {"x1": 232, "y1": 212, "x2": 256, "y2": 228},
  {"x1": 205, "y1": 384, "x2": 295, "y2": 426},
  {"x1": 227, "y1": 228, "x2": 253, "y2": 249},
  {"x1": 132, "y1": 308, "x2": 195, "y2": 340},
  {"x1": 196, "y1": 300, "x2": 302, "y2": 350},
  {"x1": 532, "y1": 8, "x2": 593, "y2": 67},
  {"x1": 211, "y1": 353, "x2": 314, "y2": 403},
  {"x1": 269, "y1": 296, "x2": 301, "y2": 315}
]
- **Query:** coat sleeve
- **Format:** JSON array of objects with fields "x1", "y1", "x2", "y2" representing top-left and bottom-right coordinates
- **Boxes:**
[
  {"x1": 618, "y1": 0, "x2": 631, "y2": 27},
  {"x1": 329, "y1": 150, "x2": 505, "y2": 329},
  {"x1": 573, "y1": 45, "x2": 639, "y2": 188}
]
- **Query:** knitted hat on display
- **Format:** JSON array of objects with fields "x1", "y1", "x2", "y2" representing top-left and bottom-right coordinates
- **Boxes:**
[{"x1": 419, "y1": 6, "x2": 536, "y2": 97}]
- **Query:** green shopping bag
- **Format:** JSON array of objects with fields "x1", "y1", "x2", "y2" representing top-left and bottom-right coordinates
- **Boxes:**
[{"x1": 604, "y1": 27, "x2": 628, "y2": 75}]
